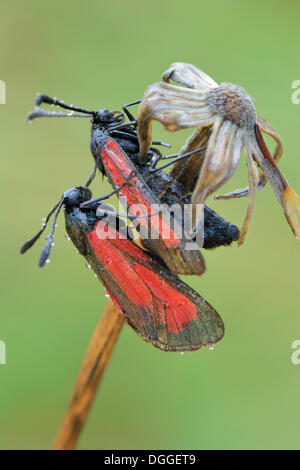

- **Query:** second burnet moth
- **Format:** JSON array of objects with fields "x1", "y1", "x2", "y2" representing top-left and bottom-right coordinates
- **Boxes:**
[
  {"x1": 28, "y1": 95, "x2": 239, "y2": 275},
  {"x1": 20, "y1": 186, "x2": 224, "y2": 352}
]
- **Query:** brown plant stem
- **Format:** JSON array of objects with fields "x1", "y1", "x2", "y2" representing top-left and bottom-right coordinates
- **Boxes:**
[{"x1": 52, "y1": 299, "x2": 124, "y2": 450}]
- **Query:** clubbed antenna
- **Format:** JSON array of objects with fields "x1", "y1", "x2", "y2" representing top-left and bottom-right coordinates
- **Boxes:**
[
  {"x1": 27, "y1": 94, "x2": 125, "y2": 130},
  {"x1": 20, "y1": 196, "x2": 64, "y2": 267},
  {"x1": 35, "y1": 94, "x2": 95, "y2": 115},
  {"x1": 27, "y1": 94, "x2": 95, "y2": 122},
  {"x1": 20, "y1": 202, "x2": 59, "y2": 254},
  {"x1": 38, "y1": 198, "x2": 64, "y2": 267},
  {"x1": 27, "y1": 107, "x2": 91, "y2": 121}
]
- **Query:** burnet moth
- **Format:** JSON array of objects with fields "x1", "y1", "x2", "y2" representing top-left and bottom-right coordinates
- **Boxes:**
[
  {"x1": 20, "y1": 185, "x2": 224, "y2": 352},
  {"x1": 27, "y1": 96, "x2": 240, "y2": 269},
  {"x1": 28, "y1": 95, "x2": 206, "y2": 275}
]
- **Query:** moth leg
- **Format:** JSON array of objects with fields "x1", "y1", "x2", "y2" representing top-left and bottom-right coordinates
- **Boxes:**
[
  {"x1": 122, "y1": 99, "x2": 141, "y2": 123},
  {"x1": 85, "y1": 162, "x2": 97, "y2": 187}
]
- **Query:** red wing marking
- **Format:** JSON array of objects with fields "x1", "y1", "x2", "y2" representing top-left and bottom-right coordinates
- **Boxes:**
[
  {"x1": 133, "y1": 264, "x2": 197, "y2": 333},
  {"x1": 88, "y1": 221, "x2": 198, "y2": 334},
  {"x1": 100, "y1": 139, "x2": 179, "y2": 248},
  {"x1": 86, "y1": 219, "x2": 223, "y2": 350},
  {"x1": 89, "y1": 225, "x2": 152, "y2": 306},
  {"x1": 102, "y1": 139, "x2": 134, "y2": 179}
]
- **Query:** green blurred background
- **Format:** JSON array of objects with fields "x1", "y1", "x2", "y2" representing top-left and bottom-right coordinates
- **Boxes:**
[{"x1": 1, "y1": 0, "x2": 300, "y2": 450}]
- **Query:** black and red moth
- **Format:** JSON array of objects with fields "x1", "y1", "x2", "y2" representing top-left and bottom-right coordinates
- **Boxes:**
[
  {"x1": 28, "y1": 95, "x2": 239, "y2": 276},
  {"x1": 21, "y1": 186, "x2": 224, "y2": 352},
  {"x1": 90, "y1": 126, "x2": 207, "y2": 276}
]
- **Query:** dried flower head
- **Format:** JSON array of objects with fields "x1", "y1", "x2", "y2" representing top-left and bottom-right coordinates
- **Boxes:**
[{"x1": 137, "y1": 62, "x2": 300, "y2": 245}]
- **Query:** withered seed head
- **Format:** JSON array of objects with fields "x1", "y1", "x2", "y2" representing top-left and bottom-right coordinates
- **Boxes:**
[
  {"x1": 207, "y1": 83, "x2": 256, "y2": 129},
  {"x1": 138, "y1": 62, "x2": 300, "y2": 243}
]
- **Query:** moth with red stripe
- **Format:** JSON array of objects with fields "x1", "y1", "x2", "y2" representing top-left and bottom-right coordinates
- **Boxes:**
[
  {"x1": 20, "y1": 186, "x2": 224, "y2": 352},
  {"x1": 28, "y1": 95, "x2": 239, "y2": 276}
]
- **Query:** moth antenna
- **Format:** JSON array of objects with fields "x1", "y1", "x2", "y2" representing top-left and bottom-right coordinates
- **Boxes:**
[
  {"x1": 27, "y1": 107, "x2": 91, "y2": 122},
  {"x1": 38, "y1": 197, "x2": 65, "y2": 267},
  {"x1": 20, "y1": 202, "x2": 60, "y2": 254},
  {"x1": 35, "y1": 94, "x2": 95, "y2": 115}
]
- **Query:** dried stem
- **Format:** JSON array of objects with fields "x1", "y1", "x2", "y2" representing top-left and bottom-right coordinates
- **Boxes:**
[{"x1": 52, "y1": 299, "x2": 125, "y2": 450}]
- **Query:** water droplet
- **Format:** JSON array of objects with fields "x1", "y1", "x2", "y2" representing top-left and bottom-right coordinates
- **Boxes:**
[
  {"x1": 94, "y1": 274, "x2": 97, "y2": 278},
  {"x1": 85, "y1": 262, "x2": 91, "y2": 269},
  {"x1": 180, "y1": 352, "x2": 184, "y2": 356},
  {"x1": 41, "y1": 218, "x2": 46, "y2": 222},
  {"x1": 209, "y1": 346, "x2": 215, "y2": 350},
  {"x1": 51, "y1": 242, "x2": 55, "y2": 247},
  {"x1": 45, "y1": 259, "x2": 51, "y2": 264},
  {"x1": 103, "y1": 287, "x2": 110, "y2": 298},
  {"x1": 28, "y1": 120, "x2": 32, "y2": 125}
]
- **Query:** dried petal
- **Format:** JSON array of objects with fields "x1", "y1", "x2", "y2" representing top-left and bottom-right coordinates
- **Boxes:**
[
  {"x1": 282, "y1": 187, "x2": 300, "y2": 239},
  {"x1": 253, "y1": 124, "x2": 300, "y2": 239},
  {"x1": 237, "y1": 153, "x2": 259, "y2": 247},
  {"x1": 170, "y1": 127, "x2": 210, "y2": 191},
  {"x1": 215, "y1": 117, "x2": 283, "y2": 200},
  {"x1": 191, "y1": 120, "x2": 242, "y2": 204},
  {"x1": 162, "y1": 62, "x2": 219, "y2": 90},
  {"x1": 257, "y1": 115, "x2": 283, "y2": 163},
  {"x1": 137, "y1": 82, "x2": 214, "y2": 160}
]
